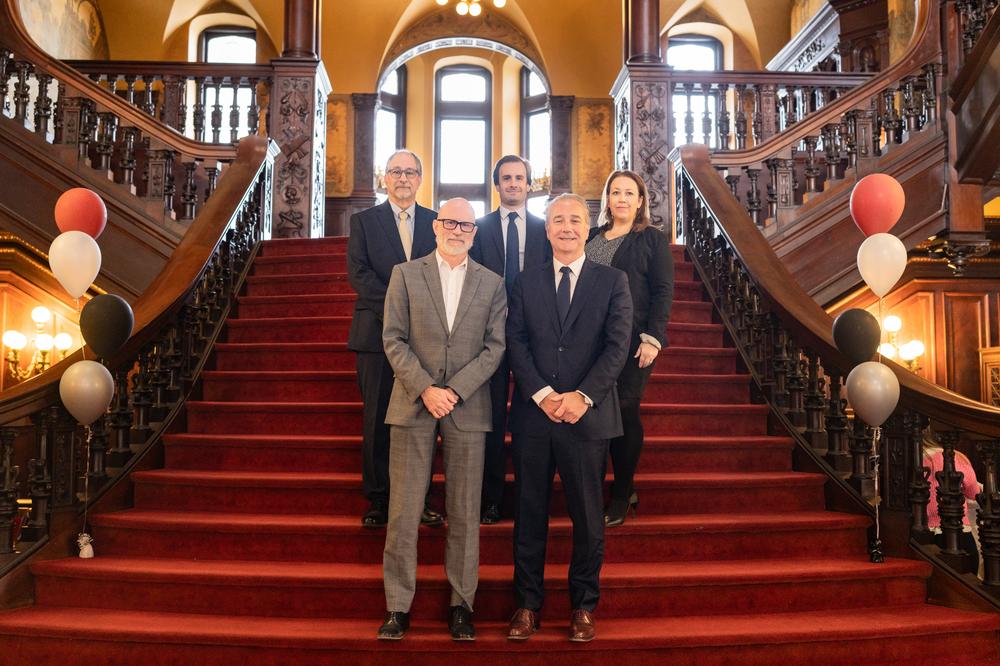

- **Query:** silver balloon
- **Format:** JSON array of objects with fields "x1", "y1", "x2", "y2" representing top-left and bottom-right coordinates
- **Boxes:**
[
  {"x1": 59, "y1": 360, "x2": 114, "y2": 425},
  {"x1": 845, "y1": 361, "x2": 900, "y2": 427}
]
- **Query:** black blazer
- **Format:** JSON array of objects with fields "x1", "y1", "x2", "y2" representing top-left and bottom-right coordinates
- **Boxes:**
[
  {"x1": 587, "y1": 225, "x2": 674, "y2": 349},
  {"x1": 347, "y1": 200, "x2": 437, "y2": 352},
  {"x1": 470, "y1": 209, "x2": 551, "y2": 278},
  {"x1": 506, "y1": 259, "x2": 633, "y2": 441}
]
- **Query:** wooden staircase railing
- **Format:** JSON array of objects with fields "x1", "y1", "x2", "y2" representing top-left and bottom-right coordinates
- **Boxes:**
[
  {"x1": 675, "y1": 142, "x2": 1000, "y2": 608},
  {"x1": 951, "y1": 2, "x2": 1000, "y2": 185},
  {"x1": 0, "y1": 135, "x2": 276, "y2": 604}
]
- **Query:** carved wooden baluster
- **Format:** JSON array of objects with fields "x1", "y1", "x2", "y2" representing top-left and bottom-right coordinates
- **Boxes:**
[
  {"x1": 210, "y1": 79, "x2": 224, "y2": 143},
  {"x1": 192, "y1": 77, "x2": 206, "y2": 142},
  {"x1": 33, "y1": 72, "x2": 53, "y2": 138},
  {"x1": 881, "y1": 87, "x2": 901, "y2": 146},
  {"x1": 747, "y1": 290, "x2": 764, "y2": 372},
  {"x1": 921, "y1": 63, "x2": 939, "y2": 126},
  {"x1": 0, "y1": 50, "x2": 12, "y2": 114},
  {"x1": 824, "y1": 372, "x2": 851, "y2": 473},
  {"x1": 734, "y1": 84, "x2": 747, "y2": 149},
  {"x1": 770, "y1": 320, "x2": 789, "y2": 409},
  {"x1": 123, "y1": 74, "x2": 137, "y2": 106},
  {"x1": 906, "y1": 411, "x2": 933, "y2": 543},
  {"x1": 901, "y1": 75, "x2": 920, "y2": 133},
  {"x1": 247, "y1": 78, "x2": 261, "y2": 135},
  {"x1": 700, "y1": 84, "x2": 712, "y2": 145},
  {"x1": 205, "y1": 164, "x2": 220, "y2": 201},
  {"x1": 785, "y1": 345, "x2": 806, "y2": 427},
  {"x1": 821, "y1": 124, "x2": 840, "y2": 181},
  {"x1": 683, "y1": 82, "x2": 695, "y2": 145},
  {"x1": 936, "y1": 430, "x2": 974, "y2": 569},
  {"x1": 12, "y1": 60, "x2": 32, "y2": 125},
  {"x1": 229, "y1": 77, "x2": 242, "y2": 142},
  {"x1": 764, "y1": 159, "x2": 778, "y2": 220},
  {"x1": 716, "y1": 84, "x2": 730, "y2": 149},
  {"x1": 146, "y1": 340, "x2": 169, "y2": 423},
  {"x1": 107, "y1": 369, "x2": 133, "y2": 467},
  {"x1": 848, "y1": 418, "x2": 875, "y2": 499},
  {"x1": 803, "y1": 136, "x2": 820, "y2": 193},
  {"x1": 749, "y1": 85, "x2": 762, "y2": 146},
  {"x1": 725, "y1": 173, "x2": 740, "y2": 199},
  {"x1": 162, "y1": 324, "x2": 184, "y2": 403},
  {"x1": 744, "y1": 167, "x2": 762, "y2": 227},
  {"x1": 94, "y1": 112, "x2": 118, "y2": 173},
  {"x1": 21, "y1": 408, "x2": 55, "y2": 541},
  {"x1": 129, "y1": 349, "x2": 154, "y2": 445},
  {"x1": 141, "y1": 75, "x2": 157, "y2": 115},
  {"x1": 143, "y1": 148, "x2": 176, "y2": 215},
  {"x1": 803, "y1": 353, "x2": 826, "y2": 449},
  {"x1": 160, "y1": 74, "x2": 181, "y2": 130},
  {"x1": 88, "y1": 413, "x2": 109, "y2": 485},
  {"x1": 119, "y1": 126, "x2": 138, "y2": 189},
  {"x1": 0, "y1": 427, "x2": 18, "y2": 554},
  {"x1": 180, "y1": 161, "x2": 199, "y2": 220},
  {"x1": 840, "y1": 114, "x2": 856, "y2": 170},
  {"x1": 976, "y1": 439, "x2": 1000, "y2": 587}
]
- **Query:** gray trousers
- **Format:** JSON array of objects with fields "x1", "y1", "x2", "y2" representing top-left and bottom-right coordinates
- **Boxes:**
[{"x1": 383, "y1": 414, "x2": 485, "y2": 612}]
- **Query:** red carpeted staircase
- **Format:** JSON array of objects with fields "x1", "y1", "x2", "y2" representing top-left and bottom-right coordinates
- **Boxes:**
[{"x1": 0, "y1": 237, "x2": 997, "y2": 664}]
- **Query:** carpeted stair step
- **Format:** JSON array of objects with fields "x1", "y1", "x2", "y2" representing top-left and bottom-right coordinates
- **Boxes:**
[
  {"x1": 186, "y1": 401, "x2": 363, "y2": 434},
  {"x1": 212, "y1": 342, "x2": 354, "y2": 371},
  {"x1": 663, "y1": 322, "x2": 724, "y2": 347},
  {"x1": 129, "y1": 469, "x2": 826, "y2": 515},
  {"x1": 244, "y1": 273, "x2": 354, "y2": 296},
  {"x1": 162, "y1": 433, "x2": 792, "y2": 474},
  {"x1": 638, "y1": 404, "x2": 769, "y2": 435},
  {"x1": 90, "y1": 509, "x2": 870, "y2": 565},
  {"x1": 237, "y1": 294, "x2": 357, "y2": 318},
  {"x1": 674, "y1": 279, "x2": 704, "y2": 301},
  {"x1": 253, "y1": 253, "x2": 347, "y2": 276},
  {"x1": 670, "y1": 300, "x2": 714, "y2": 324},
  {"x1": 260, "y1": 237, "x2": 347, "y2": 256},
  {"x1": 225, "y1": 316, "x2": 351, "y2": 343},
  {"x1": 29, "y1": 558, "x2": 931, "y2": 621},
  {"x1": 642, "y1": 374, "x2": 749, "y2": 403},
  {"x1": 674, "y1": 261, "x2": 696, "y2": 281},
  {"x1": 201, "y1": 371, "x2": 361, "y2": 402},
  {"x1": 2, "y1": 605, "x2": 996, "y2": 665},
  {"x1": 656, "y1": 347, "x2": 738, "y2": 374},
  {"x1": 669, "y1": 244, "x2": 686, "y2": 262}
]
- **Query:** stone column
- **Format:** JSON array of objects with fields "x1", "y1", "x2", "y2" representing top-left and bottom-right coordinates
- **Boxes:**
[
  {"x1": 351, "y1": 92, "x2": 378, "y2": 203},
  {"x1": 549, "y1": 95, "x2": 575, "y2": 196}
]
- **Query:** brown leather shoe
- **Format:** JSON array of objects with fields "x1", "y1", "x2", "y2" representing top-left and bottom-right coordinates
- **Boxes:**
[
  {"x1": 507, "y1": 608, "x2": 539, "y2": 641},
  {"x1": 569, "y1": 609, "x2": 595, "y2": 642}
]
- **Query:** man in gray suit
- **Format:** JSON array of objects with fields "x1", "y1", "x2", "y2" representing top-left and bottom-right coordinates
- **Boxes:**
[{"x1": 378, "y1": 198, "x2": 507, "y2": 642}]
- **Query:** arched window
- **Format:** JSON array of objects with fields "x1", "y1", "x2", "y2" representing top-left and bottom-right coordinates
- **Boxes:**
[
  {"x1": 434, "y1": 65, "x2": 491, "y2": 217},
  {"x1": 667, "y1": 34, "x2": 723, "y2": 149},
  {"x1": 520, "y1": 67, "x2": 549, "y2": 219},
  {"x1": 374, "y1": 66, "x2": 407, "y2": 203},
  {"x1": 197, "y1": 26, "x2": 257, "y2": 141}
]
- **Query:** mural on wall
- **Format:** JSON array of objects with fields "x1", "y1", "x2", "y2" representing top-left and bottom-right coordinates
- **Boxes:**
[
  {"x1": 325, "y1": 96, "x2": 351, "y2": 197},
  {"x1": 888, "y1": 0, "x2": 916, "y2": 64},
  {"x1": 18, "y1": 0, "x2": 109, "y2": 60},
  {"x1": 574, "y1": 100, "x2": 613, "y2": 199}
]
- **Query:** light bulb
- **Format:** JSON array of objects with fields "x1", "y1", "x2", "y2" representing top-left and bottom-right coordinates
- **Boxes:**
[
  {"x1": 493, "y1": 0, "x2": 507, "y2": 6},
  {"x1": 469, "y1": 2, "x2": 482, "y2": 15},
  {"x1": 2, "y1": 330, "x2": 27, "y2": 351},
  {"x1": 878, "y1": 342, "x2": 897, "y2": 359},
  {"x1": 35, "y1": 334, "x2": 54, "y2": 351},
  {"x1": 882, "y1": 315, "x2": 902, "y2": 333},
  {"x1": 31, "y1": 306, "x2": 52, "y2": 325},
  {"x1": 899, "y1": 340, "x2": 925, "y2": 361},
  {"x1": 456, "y1": 1, "x2": 469, "y2": 15},
  {"x1": 54, "y1": 332, "x2": 73, "y2": 351},
  {"x1": 436, "y1": 0, "x2": 449, "y2": 4}
]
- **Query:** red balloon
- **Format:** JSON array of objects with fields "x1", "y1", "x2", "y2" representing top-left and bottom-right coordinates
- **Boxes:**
[
  {"x1": 54, "y1": 188, "x2": 107, "y2": 239},
  {"x1": 849, "y1": 173, "x2": 905, "y2": 237}
]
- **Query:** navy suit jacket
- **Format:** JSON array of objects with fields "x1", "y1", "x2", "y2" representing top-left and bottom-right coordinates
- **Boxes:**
[
  {"x1": 347, "y1": 200, "x2": 437, "y2": 352},
  {"x1": 506, "y1": 259, "x2": 633, "y2": 441},
  {"x1": 470, "y1": 209, "x2": 551, "y2": 279}
]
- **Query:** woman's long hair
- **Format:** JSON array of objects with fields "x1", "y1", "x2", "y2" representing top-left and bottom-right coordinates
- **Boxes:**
[{"x1": 596, "y1": 169, "x2": 652, "y2": 233}]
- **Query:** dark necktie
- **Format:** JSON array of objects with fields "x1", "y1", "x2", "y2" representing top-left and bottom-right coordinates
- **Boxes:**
[
  {"x1": 505, "y1": 211, "x2": 520, "y2": 293},
  {"x1": 557, "y1": 266, "x2": 572, "y2": 326}
]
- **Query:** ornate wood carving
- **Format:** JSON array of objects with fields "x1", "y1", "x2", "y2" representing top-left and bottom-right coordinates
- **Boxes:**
[{"x1": 768, "y1": 3, "x2": 842, "y2": 72}]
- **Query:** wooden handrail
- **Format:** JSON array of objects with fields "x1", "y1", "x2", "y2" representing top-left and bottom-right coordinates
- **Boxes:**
[
  {"x1": 0, "y1": 0, "x2": 235, "y2": 161},
  {"x1": 664, "y1": 70, "x2": 873, "y2": 87},
  {"x1": 708, "y1": 0, "x2": 941, "y2": 166},
  {"x1": 679, "y1": 142, "x2": 1000, "y2": 437},
  {"x1": 64, "y1": 60, "x2": 275, "y2": 80},
  {"x1": 0, "y1": 135, "x2": 278, "y2": 425}
]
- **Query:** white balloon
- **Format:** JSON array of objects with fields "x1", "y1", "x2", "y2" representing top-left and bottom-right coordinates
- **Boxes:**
[
  {"x1": 857, "y1": 233, "x2": 906, "y2": 298},
  {"x1": 59, "y1": 360, "x2": 114, "y2": 425},
  {"x1": 846, "y1": 361, "x2": 900, "y2": 427},
  {"x1": 49, "y1": 231, "x2": 101, "y2": 299}
]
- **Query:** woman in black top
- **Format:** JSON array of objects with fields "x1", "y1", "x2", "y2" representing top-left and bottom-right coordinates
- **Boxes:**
[{"x1": 585, "y1": 170, "x2": 674, "y2": 526}]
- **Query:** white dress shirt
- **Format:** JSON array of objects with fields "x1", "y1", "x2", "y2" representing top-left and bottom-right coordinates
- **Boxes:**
[
  {"x1": 436, "y1": 251, "x2": 468, "y2": 332},
  {"x1": 499, "y1": 205, "x2": 527, "y2": 270}
]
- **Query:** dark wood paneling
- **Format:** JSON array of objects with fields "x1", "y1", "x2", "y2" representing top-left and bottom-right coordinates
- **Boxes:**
[
  {"x1": 325, "y1": 195, "x2": 376, "y2": 237},
  {"x1": 943, "y1": 292, "x2": 989, "y2": 398}
]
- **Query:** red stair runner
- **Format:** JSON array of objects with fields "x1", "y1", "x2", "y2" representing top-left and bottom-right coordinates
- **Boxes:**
[{"x1": 0, "y1": 235, "x2": 996, "y2": 664}]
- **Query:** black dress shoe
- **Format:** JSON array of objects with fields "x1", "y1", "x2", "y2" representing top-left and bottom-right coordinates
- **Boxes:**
[
  {"x1": 421, "y1": 505, "x2": 445, "y2": 527},
  {"x1": 604, "y1": 495, "x2": 638, "y2": 528},
  {"x1": 480, "y1": 502, "x2": 500, "y2": 525},
  {"x1": 377, "y1": 611, "x2": 410, "y2": 640},
  {"x1": 448, "y1": 605, "x2": 475, "y2": 641},
  {"x1": 362, "y1": 500, "x2": 388, "y2": 528}
]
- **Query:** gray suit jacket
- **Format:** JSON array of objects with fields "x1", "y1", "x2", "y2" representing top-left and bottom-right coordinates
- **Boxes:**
[{"x1": 383, "y1": 253, "x2": 507, "y2": 431}]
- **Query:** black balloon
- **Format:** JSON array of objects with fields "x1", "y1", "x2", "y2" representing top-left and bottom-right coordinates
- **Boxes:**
[
  {"x1": 80, "y1": 294, "x2": 134, "y2": 359},
  {"x1": 831, "y1": 308, "x2": 880, "y2": 366}
]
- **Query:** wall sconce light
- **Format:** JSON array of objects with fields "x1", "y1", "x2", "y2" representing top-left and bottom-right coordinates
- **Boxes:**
[
  {"x1": 2, "y1": 306, "x2": 74, "y2": 382},
  {"x1": 880, "y1": 314, "x2": 924, "y2": 372}
]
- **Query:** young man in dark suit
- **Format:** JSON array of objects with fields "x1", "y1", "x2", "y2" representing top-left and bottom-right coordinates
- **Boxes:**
[
  {"x1": 346, "y1": 149, "x2": 443, "y2": 528},
  {"x1": 504, "y1": 193, "x2": 633, "y2": 643},
  {"x1": 469, "y1": 155, "x2": 551, "y2": 525}
]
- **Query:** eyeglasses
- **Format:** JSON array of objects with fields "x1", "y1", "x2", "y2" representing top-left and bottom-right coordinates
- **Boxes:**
[
  {"x1": 438, "y1": 218, "x2": 477, "y2": 233},
  {"x1": 386, "y1": 168, "x2": 421, "y2": 179}
]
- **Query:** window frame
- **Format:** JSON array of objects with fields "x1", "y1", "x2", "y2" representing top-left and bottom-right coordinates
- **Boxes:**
[
  {"x1": 520, "y1": 66, "x2": 550, "y2": 211},
  {"x1": 378, "y1": 64, "x2": 408, "y2": 150},
  {"x1": 433, "y1": 64, "x2": 492, "y2": 209},
  {"x1": 665, "y1": 33, "x2": 723, "y2": 71},
  {"x1": 199, "y1": 26, "x2": 257, "y2": 63}
]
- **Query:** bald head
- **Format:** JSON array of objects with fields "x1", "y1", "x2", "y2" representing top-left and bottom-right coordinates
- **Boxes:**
[{"x1": 433, "y1": 198, "x2": 478, "y2": 264}]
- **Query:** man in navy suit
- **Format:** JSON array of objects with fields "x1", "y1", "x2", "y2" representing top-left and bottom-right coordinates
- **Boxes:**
[
  {"x1": 347, "y1": 149, "x2": 443, "y2": 528},
  {"x1": 470, "y1": 155, "x2": 551, "y2": 525},
  {"x1": 504, "y1": 193, "x2": 632, "y2": 643}
]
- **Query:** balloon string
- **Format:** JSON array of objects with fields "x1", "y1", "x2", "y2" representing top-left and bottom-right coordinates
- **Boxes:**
[
  {"x1": 877, "y1": 297, "x2": 884, "y2": 362},
  {"x1": 872, "y1": 425, "x2": 882, "y2": 543},
  {"x1": 81, "y1": 425, "x2": 91, "y2": 533}
]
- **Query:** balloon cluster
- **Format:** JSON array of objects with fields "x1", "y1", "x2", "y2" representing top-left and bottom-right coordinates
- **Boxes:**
[
  {"x1": 48, "y1": 189, "x2": 134, "y2": 426},
  {"x1": 833, "y1": 173, "x2": 907, "y2": 428}
]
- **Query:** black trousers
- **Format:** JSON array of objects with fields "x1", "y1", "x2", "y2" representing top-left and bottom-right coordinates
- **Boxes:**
[
  {"x1": 609, "y1": 348, "x2": 655, "y2": 502},
  {"x1": 356, "y1": 351, "x2": 394, "y2": 503},
  {"x1": 482, "y1": 357, "x2": 510, "y2": 507},
  {"x1": 511, "y1": 427, "x2": 608, "y2": 612}
]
